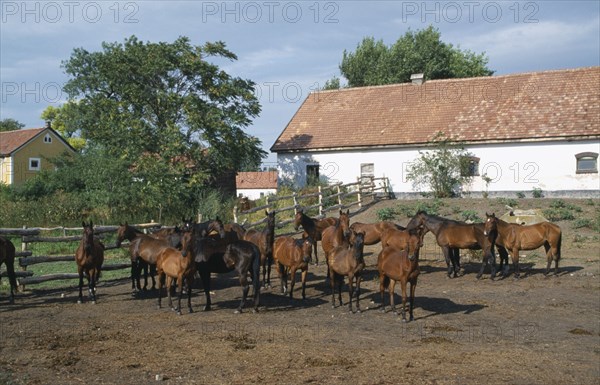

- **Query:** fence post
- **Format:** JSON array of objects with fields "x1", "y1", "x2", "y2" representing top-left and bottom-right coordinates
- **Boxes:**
[
  {"x1": 357, "y1": 177, "x2": 363, "y2": 209},
  {"x1": 266, "y1": 196, "x2": 270, "y2": 214},
  {"x1": 293, "y1": 192, "x2": 298, "y2": 213},
  {"x1": 233, "y1": 205, "x2": 239, "y2": 223},
  {"x1": 318, "y1": 186, "x2": 323, "y2": 217},
  {"x1": 337, "y1": 184, "x2": 342, "y2": 208},
  {"x1": 20, "y1": 225, "x2": 28, "y2": 291}
]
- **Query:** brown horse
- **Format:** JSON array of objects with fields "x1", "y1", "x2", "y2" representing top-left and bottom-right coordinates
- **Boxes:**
[
  {"x1": 156, "y1": 246, "x2": 195, "y2": 315},
  {"x1": 75, "y1": 221, "x2": 104, "y2": 304},
  {"x1": 293, "y1": 209, "x2": 338, "y2": 265},
  {"x1": 380, "y1": 227, "x2": 424, "y2": 260},
  {"x1": 321, "y1": 209, "x2": 351, "y2": 261},
  {"x1": 406, "y1": 211, "x2": 497, "y2": 279},
  {"x1": 327, "y1": 231, "x2": 366, "y2": 313},
  {"x1": 181, "y1": 232, "x2": 260, "y2": 313},
  {"x1": 377, "y1": 234, "x2": 421, "y2": 322},
  {"x1": 485, "y1": 213, "x2": 562, "y2": 278},
  {"x1": 116, "y1": 222, "x2": 170, "y2": 292},
  {"x1": 243, "y1": 211, "x2": 275, "y2": 288},
  {"x1": 349, "y1": 221, "x2": 403, "y2": 246},
  {"x1": 150, "y1": 226, "x2": 183, "y2": 249},
  {"x1": 273, "y1": 236, "x2": 313, "y2": 299},
  {"x1": 0, "y1": 236, "x2": 17, "y2": 304}
]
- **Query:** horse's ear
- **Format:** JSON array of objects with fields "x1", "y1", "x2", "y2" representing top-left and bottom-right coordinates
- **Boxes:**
[
  {"x1": 82, "y1": 221, "x2": 86, "y2": 228},
  {"x1": 346, "y1": 209, "x2": 350, "y2": 215},
  {"x1": 90, "y1": 220, "x2": 93, "y2": 228},
  {"x1": 265, "y1": 210, "x2": 269, "y2": 216}
]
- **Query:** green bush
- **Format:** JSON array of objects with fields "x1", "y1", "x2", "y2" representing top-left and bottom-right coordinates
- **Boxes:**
[
  {"x1": 516, "y1": 192, "x2": 526, "y2": 199},
  {"x1": 376, "y1": 207, "x2": 397, "y2": 221},
  {"x1": 496, "y1": 197, "x2": 518, "y2": 207},
  {"x1": 461, "y1": 210, "x2": 482, "y2": 222},
  {"x1": 532, "y1": 188, "x2": 544, "y2": 198},
  {"x1": 543, "y1": 208, "x2": 575, "y2": 221}
]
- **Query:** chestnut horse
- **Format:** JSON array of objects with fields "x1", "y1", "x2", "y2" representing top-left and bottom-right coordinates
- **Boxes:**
[
  {"x1": 321, "y1": 209, "x2": 351, "y2": 260},
  {"x1": 293, "y1": 209, "x2": 338, "y2": 265},
  {"x1": 181, "y1": 232, "x2": 260, "y2": 312},
  {"x1": 75, "y1": 221, "x2": 104, "y2": 304},
  {"x1": 273, "y1": 236, "x2": 313, "y2": 300},
  {"x1": 328, "y1": 231, "x2": 366, "y2": 313},
  {"x1": 349, "y1": 221, "x2": 404, "y2": 246},
  {"x1": 406, "y1": 211, "x2": 497, "y2": 279},
  {"x1": 485, "y1": 213, "x2": 562, "y2": 278},
  {"x1": 0, "y1": 236, "x2": 17, "y2": 304},
  {"x1": 377, "y1": 233, "x2": 421, "y2": 322},
  {"x1": 243, "y1": 211, "x2": 275, "y2": 288},
  {"x1": 380, "y1": 227, "x2": 424, "y2": 260},
  {"x1": 156, "y1": 246, "x2": 195, "y2": 315}
]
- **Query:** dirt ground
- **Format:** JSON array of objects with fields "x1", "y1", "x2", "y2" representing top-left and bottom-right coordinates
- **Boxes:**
[{"x1": 1, "y1": 199, "x2": 599, "y2": 385}]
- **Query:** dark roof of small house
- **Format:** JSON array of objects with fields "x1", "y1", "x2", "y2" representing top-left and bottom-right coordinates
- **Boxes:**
[
  {"x1": 271, "y1": 67, "x2": 600, "y2": 152},
  {"x1": 0, "y1": 128, "x2": 46, "y2": 156},
  {"x1": 236, "y1": 171, "x2": 278, "y2": 189}
]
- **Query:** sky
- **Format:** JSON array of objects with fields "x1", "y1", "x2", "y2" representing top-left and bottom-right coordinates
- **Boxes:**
[{"x1": 1, "y1": 1, "x2": 599, "y2": 164}]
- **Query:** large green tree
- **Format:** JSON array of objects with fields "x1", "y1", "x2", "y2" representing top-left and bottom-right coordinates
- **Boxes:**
[
  {"x1": 61, "y1": 36, "x2": 265, "y2": 189},
  {"x1": 337, "y1": 26, "x2": 493, "y2": 87},
  {"x1": 0, "y1": 118, "x2": 25, "y2": 132}
]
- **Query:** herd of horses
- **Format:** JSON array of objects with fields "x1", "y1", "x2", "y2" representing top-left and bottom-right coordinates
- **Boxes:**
[{"x1": 0, "y1": 208, "x2": 562, "y2": 322}]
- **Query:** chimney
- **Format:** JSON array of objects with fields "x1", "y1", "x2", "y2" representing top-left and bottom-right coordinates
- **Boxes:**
[
  {"x1": 45, "y1": 120, "x2": 52, "y2": 129},
  {"x1": 410, "y1": 73, "x2": 424, "y2": 85}
]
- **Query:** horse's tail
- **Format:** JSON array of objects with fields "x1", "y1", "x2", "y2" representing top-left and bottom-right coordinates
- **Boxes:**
[
  {"x1": 556, "y1": 228, "x2": 562, "y2": 262},
  {"x1": 382, "y1": 275, "x2": 390, "y2": 289}
]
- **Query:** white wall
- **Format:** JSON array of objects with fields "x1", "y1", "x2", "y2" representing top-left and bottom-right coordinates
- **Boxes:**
[
  {"x1": 237, "y1": 188, "x2": 277, "y2": 200},
  {"x1": 276, "y1": 140, "x2": 600, "y2": 196}
]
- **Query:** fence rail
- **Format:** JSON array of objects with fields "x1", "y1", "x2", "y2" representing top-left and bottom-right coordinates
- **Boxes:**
[
  {"x1": 0, "y1": 222, "x2": 160, "y2": 289},
  {"x1": 233, "y1": 176, "x2": 391, "y2": 230}
]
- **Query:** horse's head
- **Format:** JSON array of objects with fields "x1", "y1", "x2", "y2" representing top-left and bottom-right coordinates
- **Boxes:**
[
  {"x1": 180, "y1": 231, "x2": 194, "y2": 258},
  {"x1": 181, "y1": 217, "x2": 195, "y2": 233},
  {"x1": 115, "y1": 222, "x2": 127, "y2": 247},
  {"x1": 406, "y1": 229, "x2": 423, "y2": 261},
  {"x1": 82, "y1": 221, "x2": 95, "y2": 254},
  {"x1": 208, "y1": 217, "x2": 226, "y2": 239},
  {"x1": 300, "y1": 236, "x2": 313, "y2": 264},
  {"x1": 266, "y1": 210, "x2": 276, "y2": 229},
  {"x1": 339, "y1": 209, "x2": 351, "y2": 240},
  {"x1": 293, "y1": 209, "x2": 304, "y2": 231},
  {"x1": 351, "y1": 231, "x2": 365, "y2": 261},
  {"x1": 484, "y1": 212, "x2": 498, "y2": 237},
  {"x1": 406, "y1": 211, "x2": 426, "y2": 231}
]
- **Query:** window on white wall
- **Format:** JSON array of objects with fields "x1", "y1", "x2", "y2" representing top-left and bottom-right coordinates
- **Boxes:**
[
  {"x1": 306, "y1": 164, "x2": 319, "y2": 186},
  {"x1": 29, "y1": 158, "x2": 41, "y2": 171},
  {"x1": 575, "y1": 152, "x2": 598, "y2": 174},
  {"x1": 462, "y1": 156, "x2": 480, "y2": 176},
  {"x1": 361, "y1": 163, "x2": 374, "y2": 184}
]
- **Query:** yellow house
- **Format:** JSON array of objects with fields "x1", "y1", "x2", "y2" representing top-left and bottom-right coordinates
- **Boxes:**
[{"x1": 0, "y1": 123, "x2": 76, "y2": 186}]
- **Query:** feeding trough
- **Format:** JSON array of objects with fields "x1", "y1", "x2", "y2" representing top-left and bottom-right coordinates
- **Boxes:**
[{"x1": 499, "y1": 208, "x2": 548, "y2": 225}]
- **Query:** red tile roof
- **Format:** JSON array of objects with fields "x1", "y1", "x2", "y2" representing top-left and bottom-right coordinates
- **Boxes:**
[
  {"x1": 236, "y1": 171, "x2": 278, "y2": 189},
  {"x1": 0, "y1": 128, "x2": 45, "y2": 156},
  {"x1": 271, "y1": 67, "x2": 600, "y2": 152}
]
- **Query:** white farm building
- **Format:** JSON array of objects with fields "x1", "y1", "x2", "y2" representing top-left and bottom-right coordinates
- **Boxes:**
[{"x1": 271, "y1": 67, "x2": 600, "y2": 198}]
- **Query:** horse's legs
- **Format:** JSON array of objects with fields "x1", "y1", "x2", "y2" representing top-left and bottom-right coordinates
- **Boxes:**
[
  {"x1": 176, "y1": 276, "x2": 184, "y2": 315},
  {"x1": 149, "y1": 264, "x2": 157, "y2": 290},
  {"x1": 88, "y1": 269, "x2": 97, "y2": 304},
  {"x1": 511, "y1": 248, "x2": 521, "y2": 279},
  {"x1": 498, "y1": 246, "x2": 510, "y2": 278},
  {"x1": 288, "y1": 267, "x2": 298, "y2": 299},
  {"x1": 442, "y1": 247, "x2": 453, "y2": 278},
  {"x1": 337, "y1": 274, "x2": 343, "y2": 306},
  {"x1": 330, "y1": 269, "x2": 337, "y2": 308},
  {"x1": 277, "y1": 262, "x2": 287, "y2": 294},
  {"x1": 157, "y1": 271, "x2": 164, "y2": 309},
  {"x1": 236, "y1": 273, "x2": 250, "y2": 314},
  {"x1": 313, "y1": 240, "x2": 319, "y2": 266},
  {"x1": 379, "y1": 274, "x2": 388, "y2": 312},
  {"x1": 77, "y1": 268, "x2": 84, "y2": 304},
  {"x1": 400, "y1": 279, "x2": 408, "y2": 322},
  {"x1": 452, "y1": 248, "x2": 461, "y2": 277},
  {"x1": 300, "y1": 268, "x2": 308, "y2": 300},
  {"x1": 543, "y1": 242, "x2": 559, "y2": 276},
  {"x1": 166, "y1": 275, "x2": 174, "y2": 310},
  {"x1": 355, "y1": 275, "x2": 362, "y2": 313},
  {"x1": 389, "y1": 279, "x2": 397, "y2": 314},
  {"x1": 199, "y1": 270, "x2": 212, "y2": 311},
  {"x1": 347, "y1": 275, "x2": 354, "y2": 313},
  {"x1": 5, "y1": 257, "x2": 17, "y2": 304},
  {"x1": 408, "y1": 279, "x2": 417, "y2": 322}
]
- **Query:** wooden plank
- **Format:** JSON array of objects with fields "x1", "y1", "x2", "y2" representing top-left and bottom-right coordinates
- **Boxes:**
[
  {"x1": 19, "y1": 255, "x2": 74, "y2": 267},
  {"x1": 19, "y1": 273, "x2": 79, "y2": 285},
  {"x1": 239, "y1": 203, "x2": 271, "y2": 215},
  {"x1": 0, "y1": 228, "x2": 40, "y2": 236},
  {"x1": 23, "y1": 235, "x2": 82, "y2": 243},
  {"x1": 0, "y1": 270, "x2": 33, "y2": 278},
  {"x1": 15, "y1": 251, "x2": 32, "y2": 257},
  {"x1": 102, "y1": 263, "x2": 130, "y2": 271}
]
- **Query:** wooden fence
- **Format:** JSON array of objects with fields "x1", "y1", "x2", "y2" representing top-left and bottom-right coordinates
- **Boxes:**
[
  {"x1": 0, "y1": 223, "x2": 160, "y2": 288},
  {"x1": 233, "y1": 176, "x2": 391, "y2": 229},
  {"x1": 0, "y1": 176, "x2": 391, "y2": 289}
]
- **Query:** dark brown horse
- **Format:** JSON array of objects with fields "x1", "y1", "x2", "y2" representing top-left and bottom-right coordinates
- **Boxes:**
[
  {"x1": 150, "y1": 226, "x2": 183, "y2": 249},
  {"x1": 349, "y1": 221, "x2": 403, "y2": 246},
  {"x1": 293, "y1": 209, "x2": 338, "y2": 265},
  {"x1": 485, "y1": 213, "x2": 562, "y2": 278},
  {"x1": 181, "y1": 232, "x2": 260, "y2": 313},
  {"x1": 181, "y1": 217, "x2": 226, "y2": 239},
  {"x1": 273, "y1": 236, "x2": 313, "y2": 299},
  {"x1": 243, "y1": 211, "x2": 275, "y2": 288},
  {"x1": 156, "y1": 246, "x2": 195, "y2": 315},
  {"x1": 75, "y1": 221, "x2": 104, "y2": 304},
  {"x1": 380, "y1": 227, "x2": 424, "y2": 260},
  {"x1": 321, "y1": 209, "x2": 351, "y2": 261},
  {"x1": 327, "y1": 231, "x2": 366, "y2": 313},
  {"x1": 377, "y1": 232, "x2": 422, "y2": 322},
  {"x1": 406, "y1": 211, "x2": 497, "y2": 279},
  {"x1": 116, "y1": 222, "x2": 170, "y2": 292},
  {"x1": 0, "y1": 236, "x2": 17, "y2": 304}
]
